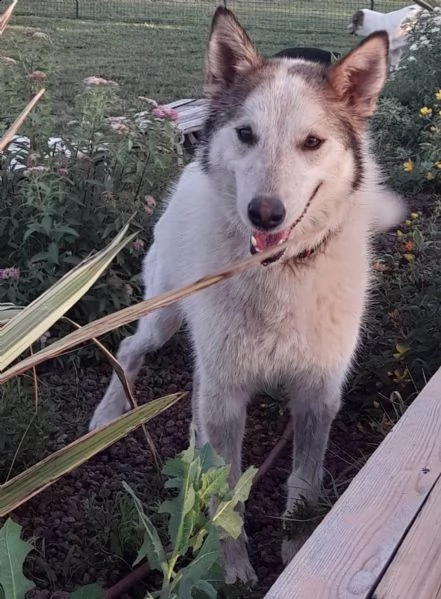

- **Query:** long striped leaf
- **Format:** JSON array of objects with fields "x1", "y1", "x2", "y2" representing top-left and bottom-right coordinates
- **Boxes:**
[
  {"x1": 0, "y1": 304, "x2": 24, "y2": 325},
  {"x1": 0, "y1": 0, "x2": 17, "y2": 36},
  {"x1": 0, "y1": 239, "x2": 292, "y2": 384},
  {"x1": 0, "y1": 392, "x2": 185, "y2": 517},
  {"x1": 0, "y1": 89, "x2": 45, "y2": 153},
  {"x1": 0, "y1": 223, "x2": 136, "y2": 371}
]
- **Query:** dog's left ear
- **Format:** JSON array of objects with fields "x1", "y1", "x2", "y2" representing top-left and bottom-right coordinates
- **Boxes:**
[
  {"x1": 205, "y1": 6, "x2": 262, "y2": 96},
  {"x1": 327, "y1": 31, "x2": 389, "y2": 120}
]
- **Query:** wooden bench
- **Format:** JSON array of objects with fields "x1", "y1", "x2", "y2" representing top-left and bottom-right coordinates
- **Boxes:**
[
  {"x1": 265, "y1": 365, "x2": 441, "y2": 599},
  {"x1": 164, "y1": 98, "x2": 207, "y2": 146}
]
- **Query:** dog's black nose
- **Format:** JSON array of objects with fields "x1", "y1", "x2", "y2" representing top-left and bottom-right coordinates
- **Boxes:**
[{"x1": 247, "y1": 195, "x2": 286, "y2": 230}]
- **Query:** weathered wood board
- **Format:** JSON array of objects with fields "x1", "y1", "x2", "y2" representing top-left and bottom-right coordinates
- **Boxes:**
[{"x1": 264, "y1": 366, "x2": 441, "y2": 599}]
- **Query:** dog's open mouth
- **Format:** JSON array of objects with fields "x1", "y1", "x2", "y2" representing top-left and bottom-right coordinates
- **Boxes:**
[
  {"x1": 250, "y1": 182, "x2": 322, "y2": 266},
  {"x1": 250, "y1": 229, "x2": 289, "y2": 265}
]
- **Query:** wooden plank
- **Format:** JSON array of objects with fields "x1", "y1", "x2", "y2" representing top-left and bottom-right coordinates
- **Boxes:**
[
  {"x1": 162, "y1": 98, "x2": 208, "y2": 135},
  {"x1": 264, "y1": 365, "x2": 441, "y2": 599},
  {"x1": 373, "y1": 475, "x2": 441, "y2": 599},
  {"x1": 164, "y1": 98, "x2": 197, "y2": 109}
]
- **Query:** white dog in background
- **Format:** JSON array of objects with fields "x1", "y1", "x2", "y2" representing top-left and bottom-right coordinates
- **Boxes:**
[{"x1": 349, "y1": 4, "x2": 423, "y2": 67}]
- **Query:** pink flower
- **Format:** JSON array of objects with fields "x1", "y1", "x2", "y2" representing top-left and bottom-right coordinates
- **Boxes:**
[
  {"x1": 0, "y1": 267, "x2": 20, "y2": 280},
  {"x1": 152, "y1": 106, "x2": 179, "y2": 121},
  {"x1": 0, "y1": 56, "x2": 17, "y2": 66},
  {"x1": 24, "y1": 165, "x2": 50, "y2": 176},
  {"x1": 83, "y1": 76, "x2": 119, "y2": 87},
  {"x1": 109, "y1": 118, "x2": 130, "y2": 134},
  {"x1": 31, "y1": 31, "x2": 50, "y2": 40},
  {"x1": 144, "y1": 195, "x2": 156, "y2": 215},
  {"x1": 28, "y1": 70, "x2": 47, "y2": 82},
  {"x1": 58, "y1": 167, "x2": 69, "y2": 176},
  {"x1": 132, "y1": 239, "x2": 145, "y2": 251}
]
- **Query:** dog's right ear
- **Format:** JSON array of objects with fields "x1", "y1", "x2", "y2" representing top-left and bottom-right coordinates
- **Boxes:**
[{"x1": 205, "y1": 6, "x2": 262, "y2": 97}]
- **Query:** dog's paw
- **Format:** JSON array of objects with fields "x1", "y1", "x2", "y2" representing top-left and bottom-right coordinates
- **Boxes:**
[
  {"x1": 89, "y1": 402, "x2": 128, "y2": 432},
  {"x1": 281, "y1": 535, "x2": 308, "y2": 565},
  {"x1": 221, "y1": 537, "x2": 258, "y2": 586}
]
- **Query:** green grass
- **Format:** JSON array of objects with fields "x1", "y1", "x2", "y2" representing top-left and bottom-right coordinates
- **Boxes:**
[{"x1": 0, "y1": 0, "x2": 364, "y2": 122}]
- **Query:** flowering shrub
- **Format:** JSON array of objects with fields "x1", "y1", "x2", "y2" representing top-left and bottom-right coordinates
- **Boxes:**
[
  {"x1": 370, "y1": 7, "x2": 441, "y2": 194},
  {"x1": 0, "y1": 38, "x2": 183, "y2": 346}
]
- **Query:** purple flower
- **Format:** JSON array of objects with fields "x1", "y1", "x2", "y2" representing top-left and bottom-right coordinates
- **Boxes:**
[
  {"x1": 0, "y1": 267, "x2": 20, "y2": 280},
  {"x1": 132, "y1": 239, "x2": 145, "y2": 251}
]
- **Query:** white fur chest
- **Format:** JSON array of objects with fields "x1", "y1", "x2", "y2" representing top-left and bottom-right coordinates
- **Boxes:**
[{"x1": 182, "y1": 236, "x2": 369, "y2": 389}]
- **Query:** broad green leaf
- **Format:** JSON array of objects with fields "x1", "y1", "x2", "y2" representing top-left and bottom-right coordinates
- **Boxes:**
[
  {"x1": 0, "y1": 222, "x2": 136, "y2": 371},
  {"x1": 199, "y1": 466, "x2": 230, "y2": 503},
  {"x1": 159, "y1": 457, "x2": 199, "y2": 561},
  {"x1": 177, "y1": 527, "x2": 220, "y2": 599},
  {"x1": 212, "y1": 504, "x2": 243, "y2": 539},
  {"x1": 212, "y1": 467, "x2": 257, "y2": 539},
  {"x1": 70, "y1": 584, "x2": 105, "y2": 599},
  {"x1": 192, "y1": 579, "x2": 218, "y2": 599},
  {"x1": 191, "y1": 528, "x2": 208, "y2": 554},
  {"x1": 199, "y1": 442, "x2": 225, "y2": 473},
  {"x1": 230, "y1": 467, "x2": 257, "y2": 506},
  {"x1": 0, "y1": 393, "x2": 184, "y2": 517},
  {"x1": 122, "y1": 482, "x2": 166, "y2": 574},
  {"x1": 0, "y1": 519, "x2": 34, "y2": 599},
  {"x1": 162, "y1": 457, "x2": 186, "y2": 489}
]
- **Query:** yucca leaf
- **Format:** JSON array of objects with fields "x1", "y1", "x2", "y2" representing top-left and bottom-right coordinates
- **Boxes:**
[
  {"x1": 0, "y1": 223, "x2": 136, "y2": 371},
  {"x1": 0, "y1": 239, "x2": 292, "y2": 384},
  {"x1": 0, "y1": 393, "x2": 185, "y2": 517},
  {"x1": 0, "y1": 0, "x2": 18, "y2": 36},
  {"x1": 0, "y1": 305, "x2": 24, "y2": 325},
  {"x1": 0, "y1": 89, "x2": 45, "y2": 153}
]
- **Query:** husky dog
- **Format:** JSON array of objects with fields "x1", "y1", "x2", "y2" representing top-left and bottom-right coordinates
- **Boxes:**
[{"x1": 90, "y1": 7, "x2": 405, "y2": 584}]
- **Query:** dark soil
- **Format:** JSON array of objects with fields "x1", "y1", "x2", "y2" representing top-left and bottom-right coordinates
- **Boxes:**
[
  {"x1": 5, "y1": 193, "x2": 440, "y2": 599},
  {"x1": 9, "y1": 337, "x2": 387, "y2": 599}
]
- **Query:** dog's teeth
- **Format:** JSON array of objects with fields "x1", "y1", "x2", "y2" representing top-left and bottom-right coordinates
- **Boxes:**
[
  {"x1": 277, "y1": 238, "x2": 285, "y2": 245},
  {"x1": 251, "y1": 235, "x2": 257, "y2": 248}
]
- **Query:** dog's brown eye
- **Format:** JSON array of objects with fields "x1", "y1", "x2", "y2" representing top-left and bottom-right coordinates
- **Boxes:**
[
  {"x1": 303, "y1": 136, "x2": 323, "y2": 150},
  {"x1": 236, "y1": 126, "x2": 255, "y2": 145}
]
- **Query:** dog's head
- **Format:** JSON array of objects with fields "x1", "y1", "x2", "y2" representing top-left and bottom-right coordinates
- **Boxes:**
[
  {"x1": 348, "y1": 9, "x2": 365, "y2": 35},
  {"x1": 200, "y1": 7, "x2": 390, "y2": 262}
]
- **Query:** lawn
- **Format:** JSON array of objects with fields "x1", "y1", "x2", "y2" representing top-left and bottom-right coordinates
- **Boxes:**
[{"x1": 1, "y1": 0, "x2": 364, "y2": 124}]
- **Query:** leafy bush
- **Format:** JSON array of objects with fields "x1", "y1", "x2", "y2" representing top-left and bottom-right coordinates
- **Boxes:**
[
  {"x1": 370, "y1": 6, "x2": 441, "y2": 194},
  {"x1": 0, "y1": 41, "x2": 182, "y2": 336},
  {"x1": 0, "y1": 434, "x2": 256, "y2": 599}
]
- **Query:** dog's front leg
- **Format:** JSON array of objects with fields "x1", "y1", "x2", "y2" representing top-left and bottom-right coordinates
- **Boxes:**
[
  {"x1": 281, "y1": 370, "x2": 344, "y2": 564},
  {"x1": 196, "y1": 381, "x2": 257, "y2": 585}
]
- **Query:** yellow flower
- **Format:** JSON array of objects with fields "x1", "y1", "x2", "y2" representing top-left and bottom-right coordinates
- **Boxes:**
[
  {"x1": 404, "y1": 253, "x2": 415, "y2": 262},
  {"x1": 430, "y1": 125, "x2": 438, "y2": 133},
  {"x1": 405, "y1": 219, "x2": 411, "y2": 225},
  {"x1": 403, "y1": 159, "x2": 414, "y2": 172},
  {"x1": 410, "y1": 212, "x2": 418, "y2": 219},
  {"x1": 436, "y1": 161, "x2": 441, "y2": 169},
  {"x1": 419, "y1": 106, "x2": 432, "y2": 117},
  {"x1": 427, "y1": 171, "x2": 435, "y2": 180},
  {"x1": 396, "y1": 230, "x2": 403, "y2": 238},
  {"x1": 436, "y1": 90, "x2": 441, "y2": 101}
]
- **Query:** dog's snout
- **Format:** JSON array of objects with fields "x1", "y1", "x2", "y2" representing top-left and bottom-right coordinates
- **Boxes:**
[{"x1": 247, "y1": 195, "x2": 286, "y2": 230}]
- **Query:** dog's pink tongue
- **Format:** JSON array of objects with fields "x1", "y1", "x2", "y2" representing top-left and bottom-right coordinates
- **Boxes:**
[{"x1": 254, "y1": 230, "x2": 287, "y2": 251}]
